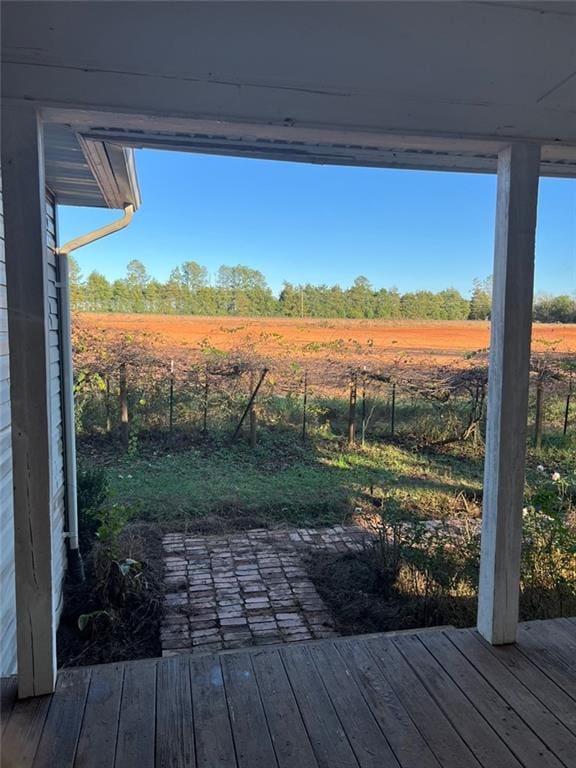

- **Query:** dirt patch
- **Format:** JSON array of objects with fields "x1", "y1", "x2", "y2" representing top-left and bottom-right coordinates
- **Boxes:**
[
  {"x1": 57, "y1": 523, "x2": 165, "y2": 668},
  {"x1": 306, "y1": 548, "x2": 477, "y2": 635}
]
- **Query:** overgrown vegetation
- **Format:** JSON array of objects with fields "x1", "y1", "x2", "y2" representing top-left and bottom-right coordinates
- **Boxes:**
[
  {"x1": 309, "y1": 469, "x2": 576, "y2": 635},
  {"x1": 58, "y1": 466, "x2": 164, "y2": 667}
]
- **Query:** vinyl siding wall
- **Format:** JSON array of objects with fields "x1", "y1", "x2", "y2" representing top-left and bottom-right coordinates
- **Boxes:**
[
  {"x1": 46, "y1": 192, "x2": 66, "y2": 625},
  {"x1": 0, "y1": 171, "x2": 17, "y2": 676}
]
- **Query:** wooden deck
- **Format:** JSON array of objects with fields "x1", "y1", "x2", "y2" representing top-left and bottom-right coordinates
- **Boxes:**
[{"x1": 1, "y1": 618, "x2": 575, "y2": 768}]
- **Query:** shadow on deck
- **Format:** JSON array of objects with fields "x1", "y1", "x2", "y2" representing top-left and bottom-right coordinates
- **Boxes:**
[{"x1": 1, "y1": 618, "x2": 575, "y2": 768}]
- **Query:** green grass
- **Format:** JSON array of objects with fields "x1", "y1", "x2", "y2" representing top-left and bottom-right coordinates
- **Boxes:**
[
  {"x1": 78, "y1": 388, "x2": 574, "y2": 532},
  {"x1": 93, "y1": 428, "x2": 484, "y2": 529}
]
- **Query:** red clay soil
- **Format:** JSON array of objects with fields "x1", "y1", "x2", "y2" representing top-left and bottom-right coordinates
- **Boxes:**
[{"x1": 79, "y1": 314, "x2": 576, "y2": 366}]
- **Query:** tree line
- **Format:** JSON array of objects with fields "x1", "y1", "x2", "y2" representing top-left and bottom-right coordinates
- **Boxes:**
[{"x1": 69, "y1": 259, "x2": 576, "y2": 323}]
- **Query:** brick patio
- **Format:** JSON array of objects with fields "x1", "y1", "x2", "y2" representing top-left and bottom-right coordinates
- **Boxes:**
[{"x1": 161, "y1": 525, "x2": 374, "y2": 655}]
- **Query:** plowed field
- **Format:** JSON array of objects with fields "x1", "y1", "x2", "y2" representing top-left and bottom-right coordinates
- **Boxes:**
[{"x1": 78, "y1": 314, "x2": 576, "y2": 367}]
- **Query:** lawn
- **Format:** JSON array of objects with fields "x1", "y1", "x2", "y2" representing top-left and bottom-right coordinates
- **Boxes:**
[{"x1": 84, "y1": 429, "x2": 485, "y2": 530}]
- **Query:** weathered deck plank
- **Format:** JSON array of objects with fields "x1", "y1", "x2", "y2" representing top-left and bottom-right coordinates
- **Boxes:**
[
  {"x1": 189, "y1": 654, "x2": 236, "y2": 768},
  {"x1": 420, "y1": 630, "x2": 565, "y2": 768},
  {"x1": 280, "y1": 643, "x2": 359, "y2": 768},
  {"x1": 392, "y1": 633, "x2": 523, "y2": 768},
  {"x1": 114, "y1": 660, "x2": 157, "y2": 768},
  {"x1": 155, "y1": 656, "x2": 195, "y2": 768},
  {"x1": 364, "y1": 634, "x2": 482, "y2": 768},
  {"x1": 469, "y1": 630, "x2": 576, "y2": 735},
  {"x1": 1, "y1": 692, "x2": 51, "y2": 768},
  {"x1": 308, "y1": 642, "x2": 400, "y2": 768},
  {"x1": 448, "y1": 629, "x2": 576, "y2": 763},
  {"x1": 1, "y1": 618, "x2": 575, "y2": 768},
  {"x1": 251, "y1": 648, "x2": 319, "y2": 768},
  {"x1": 75, "y1": 663, "x2": 124, "y2": 768},
  {"x1": 221, "y1": 651, "x2": 279, "y2": 768},
  {"x1": 335, "y1": 638, "x2": 442, "y2": 768},
  {"x1": 33, "y1": 667, "x2": 91, "y2": 768},
  {"x1": 516, "y1": 622, "x2": 576, "y2": 700}
]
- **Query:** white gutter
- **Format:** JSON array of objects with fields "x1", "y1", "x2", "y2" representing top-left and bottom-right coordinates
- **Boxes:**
[{"x1": 55, "y1": 205, "x2": 135, "y2": 577}]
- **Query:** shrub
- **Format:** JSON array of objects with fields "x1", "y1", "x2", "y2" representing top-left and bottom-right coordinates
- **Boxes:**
[
  {"x1": 521, "y1": 469, "x2": 576, "y2": 618},
  {"x1": 77, "y1": 464, "x2": 110, "y2": 544}
]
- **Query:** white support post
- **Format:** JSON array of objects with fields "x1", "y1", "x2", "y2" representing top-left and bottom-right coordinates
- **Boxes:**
[
  {"x1": 477, "y1": 143, "x2": 540, "y2": 645},
  {"x1": 1, "y1": 105, "x2": 57, "y2": 696}
]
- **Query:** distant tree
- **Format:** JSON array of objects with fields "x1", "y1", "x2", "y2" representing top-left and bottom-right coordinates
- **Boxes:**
[
  {"x1": 534, "y1": 294, "x2": 576, "y2": 323},
  {"x1": 126, "y1": 259, "x2": 150, "y2": 288},
  {"x1": 373, "y1": 287, "x2": 401, "y2": 319},
  {"x1": 68, "y1": 255, "x2": 83, "y2": 309},
  {"x1": 217, "y1": 265, "x2": 267, "y2": 292},
  {"x1": 83, "y1": 271, "x2": 112, "y2": 312},
  {"x1": 217, "y1": 265, "x2": 272, "y2": 315},
  {"x1": 72, "y1": 259, "x2": 574, "y2": 323},
  {"x1": 279, "y1": 282, "x2": 303, "y2": 316},
  {"x1": 124, "y1": 260, "x2": 150, "y2": 312},
  {"x1": 347, "y1": 276, "x2": 374, "y2": 318},
  {"x1": 181, "y1": 261, "x2": 208, "y2": 292},
  {"x1": 469, "y1": 277, "x2": 492, "y2": 320},
  {"x1": 437, "y1": 288, "x2": 469, "y2": 320}
]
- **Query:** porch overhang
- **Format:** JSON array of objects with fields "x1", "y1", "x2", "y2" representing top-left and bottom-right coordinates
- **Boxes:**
[
  {"x1": 3, "y1": 1, "x2": 576, "y2": 177},
  {"x1": 43, "y1": 122, "x2": 141, "y2": 209}
]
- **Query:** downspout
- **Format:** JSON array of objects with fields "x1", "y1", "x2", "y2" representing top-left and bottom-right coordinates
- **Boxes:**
[{"x1": 55, "y1": 204, "x2": 135, "y2": 582}]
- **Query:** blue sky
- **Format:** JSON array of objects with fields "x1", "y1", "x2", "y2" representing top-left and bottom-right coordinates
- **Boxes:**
[{"x1": 59, "y1": 149, "x2": 575, "y2": 298}]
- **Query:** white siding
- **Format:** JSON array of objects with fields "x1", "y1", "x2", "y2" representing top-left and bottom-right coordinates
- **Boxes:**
[
  {"x1": 46, "y1": 192, "x2": 66, "y2": 623},
  {"x1": 0, "y1": 170, "x2": 17, "y2": 676}
]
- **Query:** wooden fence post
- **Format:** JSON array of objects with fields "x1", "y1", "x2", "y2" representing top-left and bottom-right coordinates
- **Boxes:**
[
  {"x1": 302, "y1": 370, "x2": 308, "y2": 441},
  {"x1": 249, "y1": 370, "x2": 258, "y2": 449},
  {"x1": 361, "y1": 381, "x2": 367, "y2": 447},
  {"x1": 105, "y1": 376, "x2": 112, "y2": 434},
  {"x1": 534, "y1": 379, "x2": 544, "y2": 450},
  {"x1": 348, "y1": 375, "x2": 357, "y2": 445},
  {"x1": 169, "y1": 359, "x2": 174, "y2": 433},
  {"x1": 119, "y1": 362, "x2": 129, "y2": 447},
  {"x1": 390, "y1": 381, "x2": 396, "y2": 437},
  {"x1": 202, "y1": 367, "x2": 209, "y2": 434},
  {"x1": 563, "y1": 376, "x2": 572, "y2": 436}
]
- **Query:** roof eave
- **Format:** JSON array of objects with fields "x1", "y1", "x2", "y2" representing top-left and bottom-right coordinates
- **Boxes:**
[{"x1": 77, "y1": 136, "x2": 141, "y2": 210}]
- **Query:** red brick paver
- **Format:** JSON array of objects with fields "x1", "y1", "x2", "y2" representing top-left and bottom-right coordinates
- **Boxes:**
[{"x1": 161, "y1": 525, "x2": 372, "y2": 656}]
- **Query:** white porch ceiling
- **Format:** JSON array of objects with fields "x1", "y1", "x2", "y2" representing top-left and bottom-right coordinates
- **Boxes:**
[{"x1": 2, "y1": 1, "x2": 576, "y2": 175}]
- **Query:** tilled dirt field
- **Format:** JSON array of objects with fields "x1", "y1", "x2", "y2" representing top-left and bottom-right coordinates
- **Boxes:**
[{"x1": 78, "y1": 314, "x2": 576, "y2": 368}]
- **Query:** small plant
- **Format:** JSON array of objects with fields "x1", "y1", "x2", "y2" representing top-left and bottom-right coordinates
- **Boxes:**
[
  {"x1": 77, "y1": 464, "x2": 110, "y2": 544},
  {"x1": 91, "y1": 504, "x2": 144, "y2": 605},
  {"x1": 77, "y1": 464, "x2": 109, "y2": 514},
  {"x1": 521, "y1": 469, "x2": 576, "y2": 618}
]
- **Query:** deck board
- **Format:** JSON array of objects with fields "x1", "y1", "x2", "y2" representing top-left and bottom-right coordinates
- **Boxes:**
[
  {"x1": 155, "y1": 656, "x2": 195, "y2": 768},
  {"x1": 189, "y1": 654, "x2": 237, "y2": 768},
  {"x1": 221, "y1": 651, "x2": 279, "y2": 768},
  {"x1": 33, "y1": 667, "x2": 91, "y2": 768},
  {"x1": 335, "y1": 638, "x2": 442, "y2": 768},
  {"x1": 1, "y1": 618, "x2": 575, "y2": 768},
  {"x1": 307, "y1": 642, "x2": 400, "y2": 768},
  {"x1": 75, "y1": 663, "x2": 124, "y2": 768},
  {"x1": 448, "y1": 629, "x2": 576, "y2": 765},
  {"x1": 418, "y1": 630, "x2": 564, "y2": 768},
  {"x1": 114, "y1": 660, "x2": 157, "y2": 768},
  {"x1": 251, "y1": 648, "x2": 319, "y2": 768},
  {"x1": 391, "y1": 633, "x2": 523, "y2": 768}
]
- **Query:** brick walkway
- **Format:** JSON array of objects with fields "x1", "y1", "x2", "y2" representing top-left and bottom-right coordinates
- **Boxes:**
[{"x1": 161, "y1": 525, "x2": 373, "y2": 656}]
